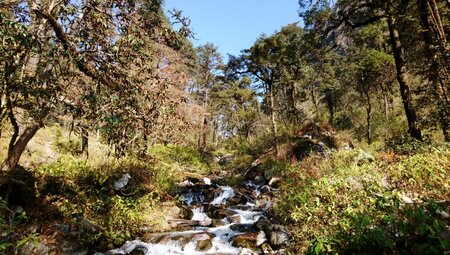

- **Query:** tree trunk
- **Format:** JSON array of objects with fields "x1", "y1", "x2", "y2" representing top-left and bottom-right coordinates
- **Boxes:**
[
  {"x1": 418, "y1": 0, "x2": 450, "y2": 141},
  {"x1": 310, "y1": 83, "x2": 320, "y2": 115},
  {"x1": 324, "y1": 93, "x2": 334, "y2": 126},
  {"x1": 286, "y1": 83, "x2": 297, "y2": 123},
  {"x1": 81, "y1": 126, "x2": 89, "y2": 159},
  {"x1": 363, "y1": 85, "x2": 372, "y2": 144},
  {"x1": 198, "y1": 87, "x2": 209, "y2": 150},
  {"x1": 212, "y1": 117, "x2": 218, "y2": 146},
  {"x1": 268, "y1": 84, "x2": 279, "y2": 157},
  {"x1": 2, "y1": 122, "x2": 42, "y2": 171},
  {"x1": 384, "y1": 93, "x2": 390, "y2": 118},
  {"x1": 387, "y1": 14, "x2": 423, "y2": 141}
]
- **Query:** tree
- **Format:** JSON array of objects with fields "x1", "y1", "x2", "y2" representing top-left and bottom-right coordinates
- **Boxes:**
[
  {"x1": 299, "y1": 0, "x2": 423, "y2": 140},
  {"x1": 0, "y1": 0, "x2": 196, "y2": 170},
  {"x1": 356, "y1": 49, "x2": 396, "y2": 143},
  {"x1": 193, "y1": 43, "x2": 224, "y2": 150},
  {"x1": 416, "y1": 0, "x2": 450, "y2": 141},
  {"x1": 209, "y1": 76, "x2": 259, "y2": 142}
]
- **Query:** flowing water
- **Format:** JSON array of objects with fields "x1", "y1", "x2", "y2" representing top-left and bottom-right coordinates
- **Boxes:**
[{"x1": 102, "y1": 177, "x2": 284, "y2": 255}]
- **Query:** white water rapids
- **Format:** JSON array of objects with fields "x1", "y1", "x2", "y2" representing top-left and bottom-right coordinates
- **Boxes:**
[{"x1": 102, "y1": 178, "x2": 275, "y2": 255}]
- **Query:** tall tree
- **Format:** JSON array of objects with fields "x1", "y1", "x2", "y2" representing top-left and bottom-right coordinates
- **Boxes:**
[
  {"x1": 0, "y1": 0, "x2": 196, "y2": 170},
  {"x1": 194, "y1": 43, "x2": 223, "y2": 150},
  {"x1": 417, "y1": 0, "x2": 450, "y2": 141},
  {"x1": 299, "y1": 0, "x2": 423, "y2": 140}
]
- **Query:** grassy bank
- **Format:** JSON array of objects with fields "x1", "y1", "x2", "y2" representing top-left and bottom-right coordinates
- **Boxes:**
[
  {"x1": 273, "y1": 144, "x2": 450, "y2": 254},
  {"x1": 0, "y1": 126, "x2": 215, "y2": 253}
]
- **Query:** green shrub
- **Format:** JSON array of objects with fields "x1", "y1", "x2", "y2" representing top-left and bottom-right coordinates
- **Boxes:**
[
  {"x1": 148, "y1": 144, "x2": 211, "y2": 174},
  {"x1": 55, "y1": 127, "x2": 82, "y2": 155},
  {"x1": 274, "y1": 145, "x2": 450, "y2": 254}
]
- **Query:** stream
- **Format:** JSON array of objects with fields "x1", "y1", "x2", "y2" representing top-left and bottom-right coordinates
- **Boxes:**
[{"x1": 100, "y1": 175, "x2": 289, "y2": 255}]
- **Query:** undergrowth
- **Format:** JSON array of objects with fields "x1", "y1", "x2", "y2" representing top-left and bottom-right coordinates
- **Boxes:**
[
  {"x1": 274, "y1": 144, "x2": 450, "y2": 254},
  {"x1": 1, "y1": 128, "x2": 213, "y2": 252}
]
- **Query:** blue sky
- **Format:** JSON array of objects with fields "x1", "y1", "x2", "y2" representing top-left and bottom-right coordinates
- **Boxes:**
[{"x1": 163, "y1": 1, "x2": 301, "y2": 58}]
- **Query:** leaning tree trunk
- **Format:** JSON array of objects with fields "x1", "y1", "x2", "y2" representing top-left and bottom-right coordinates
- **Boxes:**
[
  {"x1": 418, "y1": 0, "x2": 450, "y2": 141},
  {"x1": 2, "y1": 122, "x2": 42, "y2": 172},
  {"x1": 387, "y1": 13, "x2": 423, "y2": 141}
]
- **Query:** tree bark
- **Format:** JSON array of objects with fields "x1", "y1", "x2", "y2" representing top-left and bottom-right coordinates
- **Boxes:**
[
  {"x1": 2, "y1": 121, "x2": 42, "y2": 171},
  {"x1": 198, "y1": 87, "x2": 209, "y2": 150},
  {"x1": 324, "y1": 93, "x2": 335, "y2": 126},
  {"x1": 386, "y1": 13, "x2": 423, "y2": 141},
  {"x1": 81, "y1": 126, "x2": 89, "y2": 159},
  {"x1": 418, "y1": 0, "x2": 450, "y2": 141},
  {"x1": 212, "y1": 117, "x2": 218, "y2": 146},
  {"x1": 363, "y1": 84, "x2": 372, "y2": 144},
  {"x1": 268, "y1": 83, "x2": 280, "y2": 157},
  {"x1": 285, "y1": 83, "x2": 297, "y2": 123}
]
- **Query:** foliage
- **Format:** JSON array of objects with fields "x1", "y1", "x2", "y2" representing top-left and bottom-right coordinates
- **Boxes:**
[
  {"x1": 274, "y1": 145, "x2": 450, "y2": 254},
  {"x1": 32, "y1": 151, "x2": 202, "y2": 248},
  {"x1": 0, "y1": 196, "x2": 41, "y2": 253},
  {"x1": 148, "y1": 144, "x2": 212, "y2": 174}
]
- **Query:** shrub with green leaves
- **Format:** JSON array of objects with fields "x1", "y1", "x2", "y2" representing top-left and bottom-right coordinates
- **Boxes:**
[{"x1": 274, "y1": 145, "x2": 450, "y2": 254}]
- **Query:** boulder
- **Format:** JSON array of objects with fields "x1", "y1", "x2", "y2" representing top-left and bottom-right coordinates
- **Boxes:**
[
  {"x1": 227, "y1": 193, "x2": 248, "y2": 206},
  {"x1": 256, "y1": 195, "x2": 272, "y2": 208},
  {"x1": 211, "y1": 218, "x2": 228, "y2": 227},
  {"x1": 60, "y1": 240, "x2": 88, "y2": 255},
  {"x1": 355, "y1": 149, "x2": 374, "y2": 166},
  {"x1": 267, "y1": 230, "x2": 290, "y2": 249},
  {"x1": 231, "y1": 233, "x2": 259, "y2": 249},
  {"x1": 20, "y1": 242, "x2": 52, "y2": 255},
  {"x1": 230, "y1": 223, "x2": 258, "y2": 233},
  {"x1": 255, "y1": 219, "x2": 290, "y2": 249},
  {"x1": 219, "y1": 154, "x2": 234, "y2": 165},
  {"x1": 114, "y1": 173, "x2": 131, "y2": 191},
  {"x1": 228, "y1": 214, "x2": 241, "y2": 224},
  {"x1": 196, "y1": 239, "x2": 213, "y2": 252},
  {"x1": 293, "y1": 138, "x2": 326, "y2": 161},
  {"x1": 206, "y1": 205, "x2": 229, "y2": 219}
]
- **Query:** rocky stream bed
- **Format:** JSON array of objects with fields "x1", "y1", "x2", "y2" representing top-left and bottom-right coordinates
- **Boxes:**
[{"x1": 98, "y1": 171, "x2": 289, "y2": 255}]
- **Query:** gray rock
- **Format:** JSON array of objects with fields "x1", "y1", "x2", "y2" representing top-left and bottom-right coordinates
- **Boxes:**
[
  {"x1": 60, "y1": 240, "x2": 87, "y2": 255},
  {"x1": 54, "y1": 224, "x2": 71, "y2": 234},
  {"x1": 219, "y1": 154, "x2": 234, "y2": 165},
  {"x1": 355, "y1": 149, "x2": 374, "y2": 166},
  {"x1": 230, "y1": 223, "x2": 257, "y2": 233},
  {"x1": 20, "y1": 242, "x2": 51, "y2": 255},
  {"x1": 114, "y1": 173, "x2": 131, "y2": 190},
  {"x1": 256, "y1": 231, "x2": 267, "y2": 246},
  {"x1": 268, "y1": 230, "x2": 290, "y2": 249}
]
